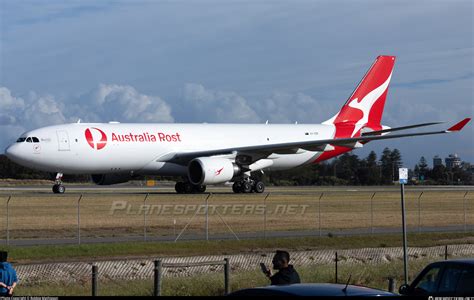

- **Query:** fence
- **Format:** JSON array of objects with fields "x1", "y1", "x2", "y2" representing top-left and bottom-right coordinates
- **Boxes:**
[
  {"x1": 13, "y1": 244, "x2": 474, "y2": 296},
  {"x1": 0, "y1": 189, "x2": 472, "y2": 245},
  {"x1": 88, "y1": 259, "x2": 229, "y2": 296}
]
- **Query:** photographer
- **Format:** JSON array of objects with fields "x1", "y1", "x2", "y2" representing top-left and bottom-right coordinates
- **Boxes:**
[
  {"x1": 0, "y1": 251, "x2": 18, "y2": 296},
  {"x1": 262, "y1": 250, "x2": 301, "y2": 285}
]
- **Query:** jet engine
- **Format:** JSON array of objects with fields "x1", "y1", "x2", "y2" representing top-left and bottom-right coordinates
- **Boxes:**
[
  {"x1": 91, "y1": 173, "x2": 133, "y2": 185},
  {"x1": 188, "y1": 157, "x2": 241, "y2": 185}
]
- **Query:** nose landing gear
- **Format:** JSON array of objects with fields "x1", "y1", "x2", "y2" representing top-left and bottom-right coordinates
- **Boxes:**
[{"x1": 52, "y1": 173, "x2": 66, "y2": 194}]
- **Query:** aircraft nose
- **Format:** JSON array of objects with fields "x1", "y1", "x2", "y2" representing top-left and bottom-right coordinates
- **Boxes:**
[{"x1": 5, "y1": 144, "x2": 20, "y2": 161}]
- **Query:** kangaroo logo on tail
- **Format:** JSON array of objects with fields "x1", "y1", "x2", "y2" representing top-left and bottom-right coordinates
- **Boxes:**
[
  {"x1": 347, "y1": 72, "x2": 392, "y2": 137},
  {"x1": 324, "y1": 55, "x2": 396, "y2": 138}
]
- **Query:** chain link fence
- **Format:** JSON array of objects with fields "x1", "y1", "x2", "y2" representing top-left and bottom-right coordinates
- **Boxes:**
[
  {"x1": 12, "y1": 244, "x2": 474, "y2": 296},
  {"x1": 0, "y1": 189, "x2": 472, "y2": 245}
]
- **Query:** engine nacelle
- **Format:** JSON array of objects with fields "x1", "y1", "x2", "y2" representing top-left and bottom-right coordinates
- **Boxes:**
[
  {"x1": 91, "y1": 173, "x2": 132, "y2": 185},
  {"x1": 188, "y1": 157, "x2": 240, "y2": 185}
]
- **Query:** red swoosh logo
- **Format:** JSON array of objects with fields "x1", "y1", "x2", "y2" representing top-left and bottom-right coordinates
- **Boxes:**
[{"x1": 215, "y1": 167, "x2": 224, "y2": 176}]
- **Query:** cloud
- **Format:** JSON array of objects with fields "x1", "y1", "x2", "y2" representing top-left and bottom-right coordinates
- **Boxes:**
[
  {"x1": 0, "y1": 87, "x2": 66, "y2": 129},
  {"x1": 182, "y1": 83, "x2": 260, "y2": 123},
  {"x1": 0, "y1": 87, "x2": 25, "y2": 125},
  {"x1": 77, "y1": 84, "x2": 174, "y2": 123},
  {"x1": 253, "y1": 91, "x2": 339, "y2": 124},
  {"x1": 180, "y1": 84, "x2": 338, "y2": 125},
  {"x1": 0, "y1": 84, "x2": 174, "y2": 146}
]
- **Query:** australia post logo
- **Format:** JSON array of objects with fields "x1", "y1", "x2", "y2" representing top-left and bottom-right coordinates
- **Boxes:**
[{"x1": 85, "y1": 128, "x2": 107, "y2": 150}]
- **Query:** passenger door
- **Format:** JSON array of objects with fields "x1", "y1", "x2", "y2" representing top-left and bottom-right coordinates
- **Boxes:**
[{"x1": 56, "y1": 130, "x2": 70, "y2": 151}]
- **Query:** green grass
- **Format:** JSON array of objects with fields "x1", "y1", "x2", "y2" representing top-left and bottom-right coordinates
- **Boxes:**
[
  {"x1": 14, "y1": 256, "x2": 471, "y2": 296},
  {"x1": 1, "y1": 231, "x2": 472, "y2": 264}
]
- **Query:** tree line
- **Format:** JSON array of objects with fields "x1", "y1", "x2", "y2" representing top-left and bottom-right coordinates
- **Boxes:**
[
  {"x1": 0, "y1": 148, "x2": 471, "y2": 185},
  {"x1": 261, "y1": 148, "x2": 472, "y2": 186}
]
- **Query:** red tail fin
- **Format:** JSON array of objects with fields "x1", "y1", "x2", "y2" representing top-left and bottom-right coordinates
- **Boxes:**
[{"x1": 324, "y1": 55, "x2": 396, "y2": 138}]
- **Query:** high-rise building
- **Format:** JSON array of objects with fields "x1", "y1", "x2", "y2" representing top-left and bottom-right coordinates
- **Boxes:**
[
  {"x1": 433, "y1": 155, "x2": 443, "y2": 168},
  {"x1": 445, "y1": 154, "x2": 461, "y2": 169}
]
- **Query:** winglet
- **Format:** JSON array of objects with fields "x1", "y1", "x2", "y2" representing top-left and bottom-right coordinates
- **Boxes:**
[{"x1": 447, "y1": 118, "x2": 471, "y2": 132}]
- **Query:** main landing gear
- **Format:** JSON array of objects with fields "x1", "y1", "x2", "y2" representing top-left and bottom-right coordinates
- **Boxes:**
[
  {"x1": 52, "y1": 173, "x2": 66, "y2": 194},
  {"x1": 175, "y1": 182, "x2": 207, "y2": 194},
  {"x1": 232, "y1": 178, "x2": 265, "y2": 193}
]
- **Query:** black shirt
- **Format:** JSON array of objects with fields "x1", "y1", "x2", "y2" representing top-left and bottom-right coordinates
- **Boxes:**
[{"x1": 270, "y1": 265, "x2": 301, "y2": 285}]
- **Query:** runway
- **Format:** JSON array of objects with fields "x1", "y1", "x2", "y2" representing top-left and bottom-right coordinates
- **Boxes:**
[{"x1": 1, "y1": 183, "x2": 473, "y2": 194}]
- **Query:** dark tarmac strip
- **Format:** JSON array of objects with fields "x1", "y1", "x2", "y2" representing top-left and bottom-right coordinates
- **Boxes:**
[{"x1": 1, "y1": 184, "x2": 473, "y2": 196}]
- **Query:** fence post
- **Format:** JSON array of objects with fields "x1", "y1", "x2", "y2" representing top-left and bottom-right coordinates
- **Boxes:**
[
  {"x1": 263, "y1": 193, "x2": 269, "y2": 239},
  {"x1": 92, "y1": 264, "x2": 98, "y2": 296},
  {"x1": 6, "y1": 196, "x2": 11, "y2": 246},
  {"x1": 224, "y1": 258, "x2": 230, "y2": 295},
  {"x1": 318, "y1": 193, "x2": 324, "y2": 237},
  {"x1": 154, "y1": 260, "x2": 162, "y2": 296},
  {"x1": 370, "y1": 192, "x2": 376, "y2": 234},
  {"x1": 388, "y1": 277, "x2": 396, "y2": 293},
  {"x1": 205, "y1": 193, "x2": 212, "y2": 241},
  {"x1": 463, "y1": 191, "x2": 468, "y2": 233},
  {"x1": 445, "y1": 245, "x2": 448, "y2": 260},
  {"x1": 77, "y1": 194, "x2": 82, "y2": 245},
  {"x1": 144, "y1": 193, "x2": 149, "y2": 242},
  {"x1": 418, "y1": 192, "x2": 423, "y2": 233},
  {"x1": 335, "y1": 251, "x2": 338, "y2": 284}
]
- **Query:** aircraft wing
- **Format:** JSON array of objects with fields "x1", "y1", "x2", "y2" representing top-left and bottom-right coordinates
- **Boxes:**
[{"x1": 164, "y1": 118, "x2": 471, "y2": 165}]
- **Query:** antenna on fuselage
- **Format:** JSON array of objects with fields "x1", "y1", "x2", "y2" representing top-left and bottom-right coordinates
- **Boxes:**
[
  {"x1": 77, "y1": 119, "x2": 81, "y2": 123},
  {"x1": 265, "y1": 120, "x2": 269, "y2": 125}
]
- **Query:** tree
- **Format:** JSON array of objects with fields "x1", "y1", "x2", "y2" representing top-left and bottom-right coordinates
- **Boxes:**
[
  {"x1": 380, "y1": 147, "x2": 393, "y2": 184},
  {"x1": 418, "y1": 156, "x2": 428, "y2": 177},
  {"x1": 390, "y1": 149, "x2": 403, "y2": 181},
  {"x1": 366, "y1": 151, "x2": 380, "y2": 185}
]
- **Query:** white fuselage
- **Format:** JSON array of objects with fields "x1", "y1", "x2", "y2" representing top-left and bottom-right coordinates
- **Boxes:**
[{"x1": 5, "y1": 123, "x2": 336, "y2": 176}]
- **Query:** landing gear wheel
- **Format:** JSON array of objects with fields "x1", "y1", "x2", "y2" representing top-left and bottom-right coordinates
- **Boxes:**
[
  {"x1": 52, "y1": 184, "x2": 66, "y2": 194},
  {"x1": 183, "y1": 183, "x2": 193, "y2": 194},
  {"x1": 253, "y1": 181, "x2": 265, "y2": 193},
  {"x1": 242, "y1": 182, "x2": 252, "y2": 193},
  {"x1": 58, "y1": 185, "x2": 66, "y2": 194},
  {"x1": 194, "y1": 185, "x2": 206, "y2": 193},
  {"x1": 232, "y1": 182, "x2": 242, "y2": 193},
  {"x1": 52, "y1": 172, "x2": 65, "y2": 194},
  {"x1": 175, "y1": 182, "x2": 185, "y2": 194},
  {"x1": 175, "y1": 182, "x2": 206, "y2": 194}
]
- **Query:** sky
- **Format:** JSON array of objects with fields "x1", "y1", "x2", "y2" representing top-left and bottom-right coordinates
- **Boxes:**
[{"x1": 0, "y1": 0, "x2": 473, "y2": 168}]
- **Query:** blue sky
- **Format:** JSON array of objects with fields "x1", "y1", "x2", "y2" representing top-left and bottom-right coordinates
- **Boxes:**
[{"x1": 1, "y1": 0, "x2": 473, "y2": 168}]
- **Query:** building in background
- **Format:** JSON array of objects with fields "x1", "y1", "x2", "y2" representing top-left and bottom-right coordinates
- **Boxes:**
[
  {"x1": 445, "y1": 154, "x2": 461, "y2": 169},
  {"x1": 433, "y1": 155, "x2": 443, "y2": 168}
]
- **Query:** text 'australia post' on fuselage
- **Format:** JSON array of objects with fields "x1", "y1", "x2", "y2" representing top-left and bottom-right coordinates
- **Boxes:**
[{"x1": 4, "y1": 56, "x2": 471, "y2": 194}]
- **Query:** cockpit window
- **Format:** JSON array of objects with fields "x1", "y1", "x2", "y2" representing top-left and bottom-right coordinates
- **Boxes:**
[{"x1": 17, "y1": 136, "x2": 39, "y2": 143}]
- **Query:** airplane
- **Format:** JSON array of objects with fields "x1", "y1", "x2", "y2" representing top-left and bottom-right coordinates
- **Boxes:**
[{"x1": 4, "y1": 55, "x2": 471, "y2": 194}]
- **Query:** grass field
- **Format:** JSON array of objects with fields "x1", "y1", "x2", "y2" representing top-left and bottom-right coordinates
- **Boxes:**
[
  {"x1": 0, "y1": 187, "x2": 472, "y2": 241},
  {"x1": 1, "y1": 232, "x2": 472, "y2": 264}
]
